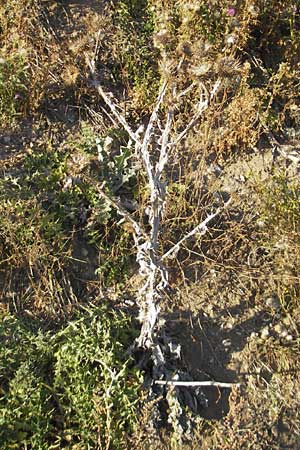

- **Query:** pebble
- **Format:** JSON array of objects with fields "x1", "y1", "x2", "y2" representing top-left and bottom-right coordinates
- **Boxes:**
[
  {"x1": 281, "y1": 329, "x2": 288, "y2": 338},
  {"x1": 285, "y1": 334, "x2": 293, "y2": 342},
  {"x1": 222, "y1": 338, "x2": 231, "y2": 348},
  {"x1": 274, "y1": 323, "x2": 284, "y2": 334},
  {"x1": 273, "y1": 323, "x2": 290, "y2": 338},
  {"x1": 266, "y1": 295, "x2": 281, "y2": 309},
  {"x1": 261, "y1": 327, "x2": 270, "y2": 339}
]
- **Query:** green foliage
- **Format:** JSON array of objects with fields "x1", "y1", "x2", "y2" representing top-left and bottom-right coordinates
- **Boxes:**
[
  {"x1": 0, "y1": 52, "x2": 29, "y2": 124},
  {"x1": 112, "y1": 0, "x2": 160, "y2": 112},
  {"x1": 0, "y1": 123, "x2": 138, "y2": 281},
  {"x1": 0, "y1": 197, "x2": 66, "y2": 268},
  {"x1": 0, "y1": 306, "x2": 142, "y2": 449},
  {"x1": 260, "y1": 174, "x2": 300, "y2": 233},
  {"x1": 179, "y1": 2, "x2": 229, "y2": 44}
]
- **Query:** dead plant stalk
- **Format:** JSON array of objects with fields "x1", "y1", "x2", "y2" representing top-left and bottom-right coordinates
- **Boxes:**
[{"x1": 88, "y1": 57, "x2": 230, "y2": 380}]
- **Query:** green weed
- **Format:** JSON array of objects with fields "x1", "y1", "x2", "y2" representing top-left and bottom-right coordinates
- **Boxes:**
[
  {"x1": 258, "y1": 173, "x2": 300, "y2": 310},
  {"x1": 0, "y1": 305, "x2": 142, "y2": 449},
  {"x1": 0, "y1": 51, "x2": 30, "y2": 124},
  {"x1": 111, "y1": 0, "x2": 160, "y2": 113},
  {"x1": 260, "y1": 173, "x2": 300, "y2": 234},
  {"x1": 0, "y1": 122, "x2": 138, "y2": 285}
]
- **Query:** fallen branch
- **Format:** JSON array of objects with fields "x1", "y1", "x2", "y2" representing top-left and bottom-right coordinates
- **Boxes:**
[{"x1": 154, "y1": 380, "x2": 240, "y2": 388}]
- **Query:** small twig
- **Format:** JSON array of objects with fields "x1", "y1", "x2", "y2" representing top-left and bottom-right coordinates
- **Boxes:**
[
  {"x1": 87, "y1": 58, "x2": 141, "y2": 146},
  {"x1": 154, "y1": 380, "x2": 240, "y2": 388},
  {"x1": 176, "y1": 81, "x2": 196, "y2": 100},
  {"x1": 171, "y1": 79, "x2": 221, "y2": 147},
  {"x1": 162, "y1": 200, "x2": 231, "y2": 260},
  {"x1": 83, "y1": 176, "x2": 147, "y2": 239}
]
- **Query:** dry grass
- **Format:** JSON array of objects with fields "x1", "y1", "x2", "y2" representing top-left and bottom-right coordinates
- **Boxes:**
[{"x1": 1, "y1": 0, "x2": 300, "y2": 448}]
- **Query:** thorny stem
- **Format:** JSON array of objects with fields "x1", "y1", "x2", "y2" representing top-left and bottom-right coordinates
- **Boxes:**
[
  {"x1": 171, "y1": 79, "x2": 221, "y2": 147},
  {"x1": 87, "y1": 58, "x2": 141, "y2": 146},
  {"x1": 139, "y1": 80, "x2": 168, "y2": 189}
]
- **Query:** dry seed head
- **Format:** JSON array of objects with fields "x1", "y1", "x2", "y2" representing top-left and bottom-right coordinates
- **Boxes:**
[
  {"x1": 215, "y1": 56, "x2": 242, "y2": 76},
  {"x1": 176, "y1": 41, "x2": 192, "y2": 57},
  {"x1": 191, "y1": 62, "x2": 212, "y2": 77},
  {"x1": 62, "y1": 65, "x2": 80, "y2": 86}
]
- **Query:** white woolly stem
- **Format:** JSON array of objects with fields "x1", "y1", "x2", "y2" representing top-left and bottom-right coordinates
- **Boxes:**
[
  {"x1": 154, "y1": 380, "x2": 240, "y2": 388},
  {"x1": 162, "y1": 200, "x2": 231, "y2": 261},
  {"x1": 172, "y1": 79, "x2": 221, "y2": 147},
  {"x1": 139, "y1": 80, "x2": 168, "y2": 189},
  {"x1": 87, "y1": 58, "x2": 141, "y2": 146}
]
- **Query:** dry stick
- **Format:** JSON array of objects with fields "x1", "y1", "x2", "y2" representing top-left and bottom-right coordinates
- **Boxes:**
[
  {"x1": 161, "y1": 200, "x2": 231, "y2": 261},
  {"x1": 136, "y1": 82, "x2": 171, "y2": 348},
  {"x1": 154, "y1": 380, "x2": 240, "y2": 388},
  {"x1": 87, "y1": 58, "x2": 141, "y2": 147},
  {"x1": 176, "y1": 81, "x2": 196, "y2": 100},
  {"x1": 83, "y1": 176, "x2": 147, "y2": 240},
  {"x1": 172, "y1": 79, "x2": 221, "y2": 147}
]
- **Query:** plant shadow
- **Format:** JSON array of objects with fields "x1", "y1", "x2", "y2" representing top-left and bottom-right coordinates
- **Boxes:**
[{"x1": 163, "y1": 300, "x2": 268, "y2": 420}]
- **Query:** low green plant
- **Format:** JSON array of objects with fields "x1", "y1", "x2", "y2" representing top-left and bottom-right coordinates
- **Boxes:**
[
  {"x1": 0, "y1": 197, "x2": 66, "y2": 269},
  {"x1": 111, "y1": 0, "x2": 160, "y2": 113},
  {"x1": 0, "y1": 51, "x2": 30, "y2": 124},
  {"x1": 260, "y1": 173, "x2": 300, "y2": 234},
  {"x1": 0, "y1": 123, "x2": 138, "y2": 283},
  {"x1": 0, "y1": 305, "x2": 142, "y2": 449},
  {"x1": 258, "y1": 173, "x2": 300, "y2": 310}
]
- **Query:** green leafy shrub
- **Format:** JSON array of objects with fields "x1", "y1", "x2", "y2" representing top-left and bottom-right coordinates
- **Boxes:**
[{"x1": 0, "y1": 306, "x2": 142, "y2": 449}]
